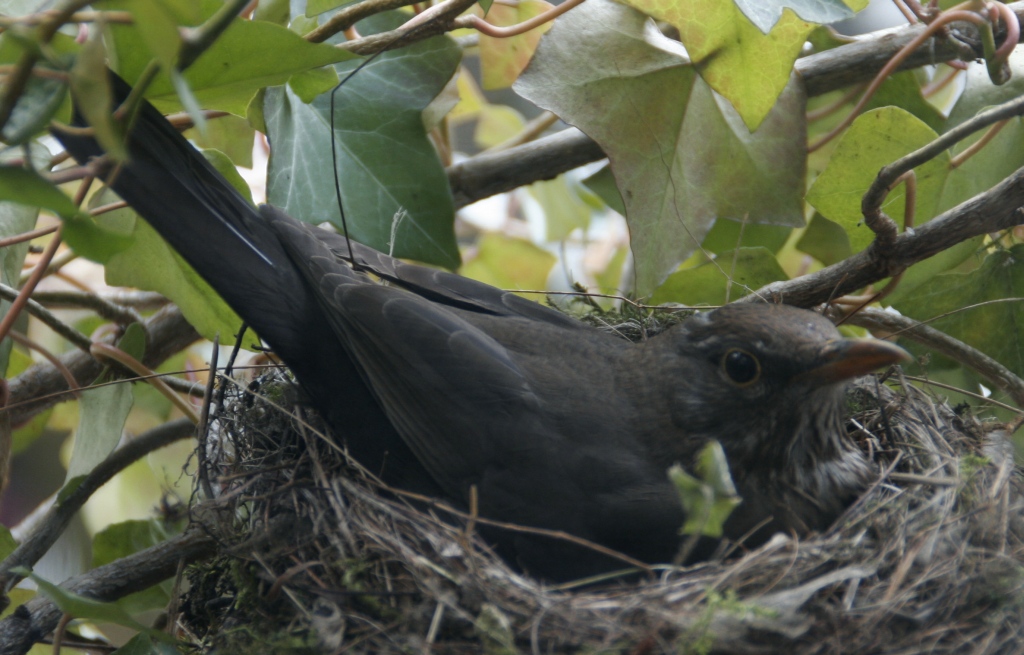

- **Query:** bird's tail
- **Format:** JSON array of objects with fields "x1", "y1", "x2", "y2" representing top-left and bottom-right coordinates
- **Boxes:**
[{"x1": 52, "y1": 73, "x2": 330, "y2": 364}]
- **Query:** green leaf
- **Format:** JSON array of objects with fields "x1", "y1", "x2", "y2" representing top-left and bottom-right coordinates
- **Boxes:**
[
  {"x1": 132, "y1": 0, "x2": 183, "y2": 72},
  {"x1": 265, "y1": 12, "x2": 461, "y2": 269},
  {"x1": 93, "y1": 519, "x2": 180, "y2": 612},
  {"x1": 479, "y1": 0, "x2": 553, "y2": 89},
  {"x1": 460, "y1": 233, "x2": 556, "y2": 292},
  {"x1": 734, "y1": 0, "x2": 859, "y2": 33},
  {"x1": 0, "y1": 148, "x2": 41, "y2": 377},
  {"x1": 581, "y1": 165, "x2": 624, "y2": 214},
  {"x1": 0, "y1": 525, "x2": 17, "y2": 561},
  {"x1": 516, "y1": 0, "x2": 805, "y2": 295},
  {"x1": 473, "y1": 103, "x2": 525, "y2": 149},
  {"x1": 1, "y1": 73, "x2": 67, "y2": 145},
  {"x1": 617, "y1": 0, "x2": 814, "y2": 130},
  {"x1": 806, "y1": 107, "x2": 949, "y2": 253},
  {"x1": 528, "y1": 175, "x2": 590, "y2": 242},
  {"x1": 69, "y1": 26, "x2": 127, "y2": 160},
  {"x1": 117, "y1": 323, "x2": 148, "y2": 362},
  {"x1": 937, "y1": 53, "x2": 1024, "y2": 217},
  {"x1": 22, "y1": 569, "x2": 152, "y2": 632},
  {"x1": 288, "y1": 65, "x2": 340, "y2": 104},
  {"x1": 105, "y1": 2, "x2": 357, "y2": 115},
  {"x1": 0, "y1": 166, "x2": 82, "y2": 219},
  {"x1": 57, "y1": 475, "x2": 85, "y2": 504},
  {"x1": 650, "y1": 247, "x2": 788, "y2": 306},
  {"x1": 184, "y1": 114, "x2": 255, "y2": 168},
  {"x1": 62, "y1": 215, "x2": 136, "y2": 262},
  {"x1": 65, "y1": 384, "x2": 133, "y2": 483},
  {"x1": 200, "y1": 149, "x2": 254, "y2": 202},
  {"x1": 114, "y1": 633, "x2": 182, "y2": 655},
  {"x1": 947, "y1": 50, "x2": 1024, "y2": 130},
  {"x1": 796, "y1": 213, "x2": 852, "y2": 266},
  {"x1": 893, "y1": 245, "x2": 1024, "y2": 377},
  {"x1": 885, "y1": 236, "x2": 984, "y2": 307},
  {"x1": 595, "y1": 246, "x2": 628, "y2": 297},
  {"x1": 701, "y1": 218, "x2": 792, "y2": 256},
  {"x1": 104, "y1": 215, "x2": 245, "y2": 345},
  {"x1": 668, "y1": 441, "x2": 741, "y2": 538}
]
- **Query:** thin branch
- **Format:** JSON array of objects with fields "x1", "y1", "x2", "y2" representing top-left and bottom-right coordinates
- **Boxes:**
[
  {"x1": 861, "y1": 92, "x2": 1024, "y2": 250},
  {"x1": 0, "y1": 418, "x2": 196, "y2": 595},
  {"x1": 847, "y1": 307, "x2": 1024, "y2": 408},
  {"x1": 336, "y1": 0, "x2": 480, "y2": 55},
  {"x1": 0, "y1": 283, "x2": 94, "y2": 354},
  {"x1": 0, "y1": 528, "x2": 216, "y2": 655},
  {"x1": 453, "y1": 0, "x2": 585, "y2": 38},
  {"x1": 4, "y1": 305, "x2": 200, "y2": 428},
  {"x1": 745, "y1": 164, "x2": 1024, "y2": 307},
  {"x1": 14, "y1": 288, "x2": 144, "y2": 326},
  {"x1": 306, "y1": 0, "x2": 421, "y2": 43},
  {"x1": 32, "y1": 290, "x2": 169, "y2": 311},
  {"x1": 178, "y1": 0, "x2": 251, "y2": 71},
  {"x1": 90, "y1": 343, "x2": 200, "y2": 423},
  {"x1": 447, "y1": 127, "x2": 605, "y2": 208},
  {"x1": 807, "y1": 8, "x2": 989, "y2": 153}
]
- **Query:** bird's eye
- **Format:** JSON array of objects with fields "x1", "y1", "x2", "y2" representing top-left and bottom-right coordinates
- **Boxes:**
[{"x1": 722, "y1": 349, "x2": 760, "y2": 386}]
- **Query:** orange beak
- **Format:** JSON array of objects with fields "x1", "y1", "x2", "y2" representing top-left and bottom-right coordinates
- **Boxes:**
[{"x1": 802, "y1": 338, "x2": 911, "y2": 385}]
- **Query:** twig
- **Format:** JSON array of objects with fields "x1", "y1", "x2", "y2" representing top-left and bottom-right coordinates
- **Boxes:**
[
  {"x1": 89, "y1": 343, "x2": 200, "y2": 423},
  {"x1": 0, "y1": 528, "x2": 216, "y2": 655},
  {"x1": 747, "y1": 164, "x2": 1024, "y2": 308},
  {"x1": 336, "y1": 0, "x2": 481, "y2": 55},
  {"x1": 4, "y1": 305, "x2": 200, "y2": 427},
  {"x1": 0, "y1": 418, "x2": 196, "y2": 597},
  {"x1": 454, "y1": 0, "x2": 585, "y2": 38},
  {"x1": 845, "y1": 306, "x2": 1024, "y2": 408},
  {"x1": 32, "y1": 290, "x2": 168, "y2": 311},
  {"x1": 305, "y1": 0, "x2": 421, "y2": 43},
  {"x1": 0, "y1": 283, "x2": 94, "y2": 354},
  {"x1": 862, "y1": 93, "x2": 1024, "y2": 244}
]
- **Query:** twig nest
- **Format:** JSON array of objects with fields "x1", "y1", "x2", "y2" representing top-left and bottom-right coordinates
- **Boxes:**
[{"x1": 179, "y1": 373, "x2": 1023, "y2": 654}]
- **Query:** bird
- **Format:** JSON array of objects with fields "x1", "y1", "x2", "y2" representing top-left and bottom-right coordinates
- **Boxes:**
[{"x1": 52, "y1": 73, "x2": 909, "y2": 582}]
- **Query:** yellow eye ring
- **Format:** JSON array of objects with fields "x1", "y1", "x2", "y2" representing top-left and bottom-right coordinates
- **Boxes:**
[{"x1": 721, "y1": 348, "x2": 760, "y2": 387}]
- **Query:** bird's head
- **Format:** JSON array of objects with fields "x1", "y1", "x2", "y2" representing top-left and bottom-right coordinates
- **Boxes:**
[{"x1": 661, "y1": 303, "x2": 910, "y2": 484}]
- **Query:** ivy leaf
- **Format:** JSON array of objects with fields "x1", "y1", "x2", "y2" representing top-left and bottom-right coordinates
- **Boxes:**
[
  {"x1": 19, "y1": 569, "x2": 174, "y2": 641},
  {"x1": 104, "y1": 0, "x2": 356, "y2": 115},
  {"x1": 64, "y1": 384, "x2": 133, "y2": 483},
  {"x1": 650, "y1": 247, "x2": 788, "y2": 306},
  {"x1": 517, "y1": 0, "x2": 805, "y2": 295},
  {"x1": 479, "y1": 0, "x2": 553, "y2": 89},
  {"x1": 669, "y1": 441, "x2": 741, "y2": 538},
  {"x1": 0, "y1": 166, "x2": 82, "y2": 219},
  {"x1": 734, "y1": 0, "x2": 860, "y2": 34},
  {"x1": 265, "y1": 12, "x2": 461, "y2": 269},
  {"x1": 460, "y1": 233, "x2": 555, "y2": 292},
  {"x1": 69, "y1": 24, "x2": 127, "y2": 160},
  {"x1": 806, "y1": 107, "x2": 949, "y2": 253},
  {"x1": 104, "y1": 216, "x2": 245, "y2": 345},
  {"x1": 528, "y1": 175, "x2": 590, "y2": 242},
  {"x1": 618, "y1": 0, "x2": 815, "y2": 130},
  {"x1": 893, "y1": 246, "x2": 1024, "y2": 377}
]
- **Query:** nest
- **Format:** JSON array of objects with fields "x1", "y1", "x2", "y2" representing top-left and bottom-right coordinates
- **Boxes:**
[{"x1": 177, "y1": 371, "x2": 1024, "y2": 654}]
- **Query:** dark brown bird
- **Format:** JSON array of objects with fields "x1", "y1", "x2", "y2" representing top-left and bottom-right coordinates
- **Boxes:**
[{"x1": 54, "y1": 75, "x2": 908, "y2": 581}]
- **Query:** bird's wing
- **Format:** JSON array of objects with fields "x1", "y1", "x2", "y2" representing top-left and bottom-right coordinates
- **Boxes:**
[
  {"x1": 268, "y1": 214, "x2": 564, "y2": 492},
  {"x1": 306, "y1": 217, "x2": 588, "y2": 330}
]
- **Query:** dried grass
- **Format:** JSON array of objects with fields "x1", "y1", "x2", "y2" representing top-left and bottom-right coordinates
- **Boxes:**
[{"x1": 178, "y1": 373, "x2": 1024, "y2": 654}]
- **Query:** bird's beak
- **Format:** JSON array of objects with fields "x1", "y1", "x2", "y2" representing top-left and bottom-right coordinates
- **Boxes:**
[{"x1": 802, "y1": 338, "x2": 912, "y2": 384}]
